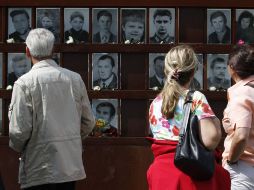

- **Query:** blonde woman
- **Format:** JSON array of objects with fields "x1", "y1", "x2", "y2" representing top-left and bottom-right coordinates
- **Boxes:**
[{"x1": 147, "y1": 45, "x2": 230, "y2": 190}]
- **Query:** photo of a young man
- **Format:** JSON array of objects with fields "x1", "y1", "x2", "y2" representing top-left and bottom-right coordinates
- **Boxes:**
[
  {"x1": 149, "y1": 8, "x2": 175, "y2": 44},
  {"x1": 91, "y1": 99, "x2": 119, "y2": 137},
  {"x1": 8, "y1": 8, "x2": 31, "y2": 43},
  {"x1": 92, "y1": 8, "x2": 117, "y2": 44},
  {"x1": 121, "y1": 8, "x2": 146, "y2": 43}
]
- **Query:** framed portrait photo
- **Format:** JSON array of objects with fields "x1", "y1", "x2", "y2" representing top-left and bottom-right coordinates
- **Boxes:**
[
  {"x1": 8, "y1": 8, "x2": 32, "y2": 43},
  {"x1": 36, "y1": 8, "x2": 60, "y2": 43},
  {"x1": 190, "y1": 54, "x2": 203, "y2": 90},
  {"x1": 92, "y1": 8, "x2": 118, "y2": 44},
  {"x1": 64, "y1": 8, "x2": 89, "y2": 44},
  {"x1": 7, "y1": 53, "x2": 31, "y2": 87},
  {"x1": 92, "y1": 53, "x2": 118, "y2": 90},
  {"x1": 120, "y1": 8, "x2": 146, "y2": 44},
  {"x1": 149, "y1": 8, "x2": 175, "y2": 44},
  {"x1": 207, "y1": 9, "x2": 231, "y2": 44},
  {"x1": 149, "y1": 53, "x2": 166, "y2": 90},
  {"x1": 236, "y1": 9, "x2": 254, "y2": 44},
  {"x1": 207, "y1": 54, "x2": 231, "y2": 90},
  {"x1": 91, "y1": 99, "x2": 120, "y2": 137}
]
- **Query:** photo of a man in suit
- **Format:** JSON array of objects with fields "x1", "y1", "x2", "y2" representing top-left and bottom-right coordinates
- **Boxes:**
[
  {"x1": 149, "y1": 54, "x2": 165, "y2": 89},
  {"x1": 93, "y1": 9, "x2": 117, "y2": 44},
  {"x1": 93, "y1": 54, "x2": 118, "y2": 90}
]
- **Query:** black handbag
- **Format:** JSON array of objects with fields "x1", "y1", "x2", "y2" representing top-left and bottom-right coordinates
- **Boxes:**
[{"x1": 174, "y1": 91, "x2": 215, "y2": 181}]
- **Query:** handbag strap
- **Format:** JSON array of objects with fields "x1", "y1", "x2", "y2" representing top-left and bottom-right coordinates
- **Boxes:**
[{"x1": 179, "y1": 91, "x2": 195, "y2": 136}]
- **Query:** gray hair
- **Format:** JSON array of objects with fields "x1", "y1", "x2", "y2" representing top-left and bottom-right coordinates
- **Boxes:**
[{"x1": 25, "y1": 28, "x2": 55, "y2": 59}]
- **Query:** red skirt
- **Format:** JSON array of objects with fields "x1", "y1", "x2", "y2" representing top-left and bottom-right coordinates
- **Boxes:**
[{"x1": 147, "y1": 138, "x2": 230, "y2": 190}]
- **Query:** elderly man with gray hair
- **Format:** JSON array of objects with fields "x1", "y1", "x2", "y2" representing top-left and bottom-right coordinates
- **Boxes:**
[{"x1": 8, "y1": 28, "x2": 95, "y2": 190}]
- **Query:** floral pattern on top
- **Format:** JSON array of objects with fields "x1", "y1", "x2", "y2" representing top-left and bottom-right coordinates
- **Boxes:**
[{"x1": 149, "y1": 91, "x2": 215, "y2": 141}]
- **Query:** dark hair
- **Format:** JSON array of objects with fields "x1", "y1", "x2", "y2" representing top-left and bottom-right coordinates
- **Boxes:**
[
  {"x1": 97, "y1": 10, "x2": 112, "y2": 21},
  {"x1": 122, "y1": 10, "x2": 145, "y2": 26},
  {"x1": 153, "y1": 9, "x2": 172, "y2": 20},
  {"x1": 238, "y1": 11, "x2": 254, "y2": 28},
  {"x1": 96, "y1": 102, "x2": 116, "y2": 118},
  {"x1": 98, "y1": 55, "x2": 115, "y2": 67},
  {"x1": 228, "y1": 44, "x2": 254, "y2": 79},
  {"x1": 210, "y1": 11, "x2": 227, "y2": 24},
  {"x1": 41, "y1": 11, "x2": 54, "y2": 21},
  {"x1": 153, "y1": 55, "x2": 165, "y2": 64},
  {"x1": 70, "y1": 11, "x2": 84, "y2": 22},
  {"x1": 211, "y1": 57, "x2": 225, "y2": 69},
  {"x1": 10, "y1": 9, "x2": 29, "y2": 20}
]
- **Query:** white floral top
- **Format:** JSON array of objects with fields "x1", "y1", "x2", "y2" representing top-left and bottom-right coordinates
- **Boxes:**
[{"x1": 149, "y1": 91, "x2": 216, "y2": 141}]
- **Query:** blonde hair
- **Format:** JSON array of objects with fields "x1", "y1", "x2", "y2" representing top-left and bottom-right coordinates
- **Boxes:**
[{"x1": 161, "y1": 45, "x2": 198, "y2": 118}]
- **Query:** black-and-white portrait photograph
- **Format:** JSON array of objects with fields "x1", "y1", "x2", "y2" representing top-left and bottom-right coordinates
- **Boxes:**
[
  {"x1": 64, "y1": 8, "x2": 89, "y2": 44},
  {"x1": 91, "y1": 99, "x2": 119, "y2": 137},
  {"x1": 52, "y1": 53, "x2": 60, "y2": 65},
  {"x1": 190, "y1": 54, "x2": 203, "y2": 90},
  {"x1": 149, "y1": 8, "x2": 175, "y2": 44},
  {"x1": 121, "y1": 8, "x2": 146, "y2": 44},
  {"x1": 8, "y1": 8, "x2": 31, "y2": 43},
  {"x1": 207, "y1": 9, "x2": 231, "y2": 44},
  {"x1": 0, "y1": 53, "x2": 2, "y2": 88},
  {"x1": 236, "y1": 9, "x2": 254, "y2": 44},
  {"x1": 36, "y1": 8, "x2": 60, "y2": 43},
  {"x1": 92, "y1": 8, "x2": 118, "y2": 44},
  {"x1": 207, "y1": 54, "x2": 231, "y2": 90},
  {"x1": 149, "y1": 53, "x2": 165, "y2": 90},
  {"x1": 7, "y1": 53, "x2": 31, "y2": 86},
  {"x1": 92, "y1": 53, "x2": 118, "y2": 90}
]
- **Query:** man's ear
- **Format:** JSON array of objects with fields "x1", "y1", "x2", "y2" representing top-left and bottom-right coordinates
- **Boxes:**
[{"x1": 25, "y1": 46, "x2": 31, "y2": 58}]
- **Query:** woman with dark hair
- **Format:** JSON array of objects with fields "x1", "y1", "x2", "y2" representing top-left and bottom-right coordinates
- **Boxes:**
[
  {"x1": 40, "y1": 11, "x2": 60, "y2": 43},
  {"x1": 147, "y1": 45, "x2": 230, "y2": 190},
  {"x1": 236, "y1": 11, "x2": 254, "y2": 43},
  {"x1": 222, "y1": 44, "x2": 254, "y2": 189}
]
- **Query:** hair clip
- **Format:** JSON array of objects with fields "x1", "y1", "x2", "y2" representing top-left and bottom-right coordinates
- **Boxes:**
[{"x1": 171, "y1": 69, "x2": 180, "y2": 81}]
